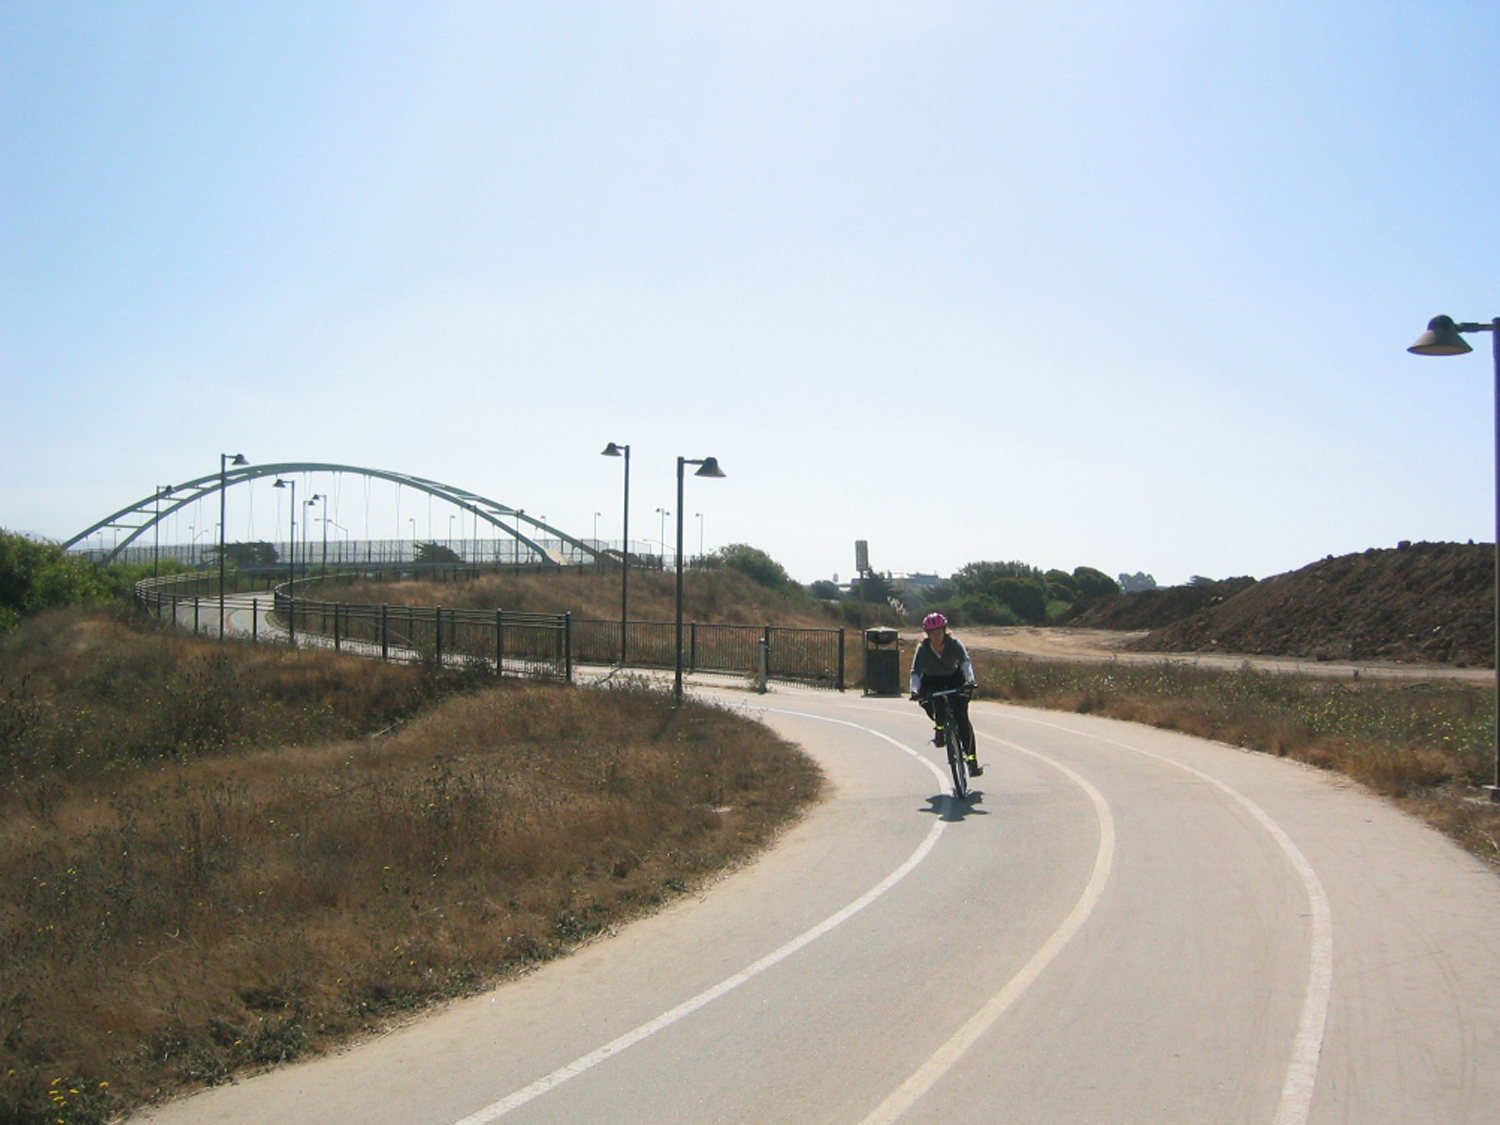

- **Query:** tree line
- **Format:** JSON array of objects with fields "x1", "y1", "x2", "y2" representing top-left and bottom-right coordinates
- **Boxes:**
[{"x1": 1, "y1": 528, "x2": 1145, "y2": 634}]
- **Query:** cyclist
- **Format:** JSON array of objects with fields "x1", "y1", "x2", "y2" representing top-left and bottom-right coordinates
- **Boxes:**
[{"x1": 909, "y1": 612, "x2": 982, "y2": 776}]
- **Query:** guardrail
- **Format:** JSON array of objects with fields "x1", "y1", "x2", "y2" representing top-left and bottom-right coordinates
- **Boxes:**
[{"x1": 134, "y1": 574, "x2": 847, "y2": 691}]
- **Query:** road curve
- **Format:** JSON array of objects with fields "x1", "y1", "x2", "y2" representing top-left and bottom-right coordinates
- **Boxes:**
[{"x1": 132, "y1": 685, "x2": 1500, "y2": 1124}]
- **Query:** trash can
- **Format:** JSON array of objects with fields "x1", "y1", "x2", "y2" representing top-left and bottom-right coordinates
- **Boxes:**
[{"x1": 863, "y1": 627, "x2": 902, "y2": 697}]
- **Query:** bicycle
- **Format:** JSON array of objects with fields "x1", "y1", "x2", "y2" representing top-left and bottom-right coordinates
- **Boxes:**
[{"x1": 923, "y1": 686, "x2": 975, "y2": 800}]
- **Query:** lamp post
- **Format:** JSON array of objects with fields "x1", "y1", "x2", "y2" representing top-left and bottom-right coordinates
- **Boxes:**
[
  {"x1": 218, "y1": 453, "x2": 248, "y2": 637},
  {"x1": 272, "y1": 479, "x2": 295, "y2": 585},
  {"x1": 272, "y1": 479, "x2": 296, "y2": 638},
  {"x1": 323, "y1": 519, "x2": 347, "y2": 565},
  {"x1": 656, "y1": 508, "x2": 670, "y2": 564},
  {"x1": 1409, "y1": 314, "x2": 1500, "y2": 801},
  {"x1": 303, "y1": 495, "x2": 322, "y2": 578},
  {"x1": 154, "y1": 485, "x2": 171, "y2": 578},
  {"x1": 695, "y1": 511, "x2": 704, "y2": 559},
  {"x1": 602, "y1": 442, "x2": 631, "y2": 663},
  {"x1": 675, "y1": 456, "x2": 726, "y2": 704}
]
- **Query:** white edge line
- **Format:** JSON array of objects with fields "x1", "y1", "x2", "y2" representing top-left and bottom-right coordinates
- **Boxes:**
[
  {"x1": 450, "y1": 711, "x2": 945, "y2": 1125},
  {"x1": 1011, "y1": 713, "x2": 1332, "y2": 1125},
  {"x1": 857, "y1": 739, "x2": 1117, "y2": 1125}
]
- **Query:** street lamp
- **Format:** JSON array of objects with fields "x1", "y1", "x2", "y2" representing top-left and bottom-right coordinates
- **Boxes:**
[
  {"x1": 656, "y1": 508, "x2": 670, "y2": 563},
  {"x1": 303, "y1": 495, "x2": 323, "y2": 578},
  {"x1": 695, "y1": 511, "x2": 704, "y2": 559},
  {"x1": 153, "y1": 485, "x2": 172, "y2": 579},
  {"x1": 323, "y1": 519, "x2": 348, "y2": 565},
  {"x1": 675, "y1": 456, "x2": 726, "y2": 704},
  {"x1": 1408, "y1": 313, "x2": 1500, "y2": 801},
  {"x1": 272, "y1": 479, "x2": 295, "y2": 585},
  {"x1": 218, "y1": 453, "x2": 248, "y2": 638},
  {"x1": 272, "y1": 478, "x2": 296, "y2": 640},
  {"x1": 602, "y1": 442, "x2": 632, "y2": 664}
]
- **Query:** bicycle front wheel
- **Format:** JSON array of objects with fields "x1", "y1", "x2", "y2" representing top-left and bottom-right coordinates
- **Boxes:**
[{"x1": 946, "y1": 723, "x2": 969, "y2": 799}]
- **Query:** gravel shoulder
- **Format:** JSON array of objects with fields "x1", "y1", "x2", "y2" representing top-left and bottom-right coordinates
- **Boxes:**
[{"x1": 900, "y1": 625, "x2": 1493, "y2": 684}]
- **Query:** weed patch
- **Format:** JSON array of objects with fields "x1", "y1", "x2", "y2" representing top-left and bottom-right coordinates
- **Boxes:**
[
  {"x1": 972, "y1": 653, "x2": 1500, "y2": 864},
  {"x1": 0, "y1": 614, "x2": 821, "y2": 1123},
  {"x1": 318, "y1": 567, "x2": 841, "y2": 628}
]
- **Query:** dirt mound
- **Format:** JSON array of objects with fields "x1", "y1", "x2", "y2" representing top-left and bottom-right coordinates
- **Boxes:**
[
  {"x1": 1064, "y1": 577, "x2": 1256, "y2": 630},
  {"x1": 1125, "y1": 542, "x2": 1494, "y2": 666}
]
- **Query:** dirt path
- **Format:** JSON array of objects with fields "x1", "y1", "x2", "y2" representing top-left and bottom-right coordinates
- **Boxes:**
[{"x1": 898, "y1": 626, "x2": 1493, "y2": 684}]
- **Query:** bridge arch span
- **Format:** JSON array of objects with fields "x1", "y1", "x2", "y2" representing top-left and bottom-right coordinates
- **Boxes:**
[{"x1": 64, "y1": 462, "x2": 601, "y2": 567}]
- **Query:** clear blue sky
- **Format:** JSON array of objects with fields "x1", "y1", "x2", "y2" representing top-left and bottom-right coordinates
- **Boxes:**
[{"x1": 3, "y1": 1, "x2": 1497, "y2": 586}]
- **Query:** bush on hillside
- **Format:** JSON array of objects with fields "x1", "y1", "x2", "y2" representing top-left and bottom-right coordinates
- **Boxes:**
[
  {"x1": 919, "y1": 593, "x2": 1018, "y2": 627},
  {"x1": 715, "y1": 543, "x2": 793, "y2": 590},
  {"x1": 0, "y1": 530, "x2": 118, "y2": 631},
  {"x1": 992, "y1": 577, "x2": 1047, "y2": 623},
  {"x1": 1072, "y1": 566, "x2": 1120, "y2": 598},
  {"x1": 1045, "y1": 569, "x2": 1079, "y2": 600},
  {"x1": 953, "y1": 560, "x2": 1047, "y2": 596}
]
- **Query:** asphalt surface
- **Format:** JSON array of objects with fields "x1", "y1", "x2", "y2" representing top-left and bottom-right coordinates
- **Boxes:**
[{"x1": 132, "y1": 683, "x2": 1500, "y2": 1124}]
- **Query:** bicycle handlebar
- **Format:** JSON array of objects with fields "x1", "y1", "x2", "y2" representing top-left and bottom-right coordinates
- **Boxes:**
[{"x1": 915, "y1": 686, "x2": 974, "y2": 700}]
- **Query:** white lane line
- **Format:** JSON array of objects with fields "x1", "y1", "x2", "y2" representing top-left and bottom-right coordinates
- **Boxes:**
[
  {"x1": 1013, "y1": 713, "x2": 1332, "y2": 1125},
  {"x1": 857, "y1": 739, "x2": 1117, "y2": 1125},
  {"x1": 450, "y1": 712, "x2": 946, "y2": 1125}
]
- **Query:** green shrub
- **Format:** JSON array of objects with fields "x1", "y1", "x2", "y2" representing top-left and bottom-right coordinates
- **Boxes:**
[
  {"x1": 1072, "y1": 566, "x2": 1120, "y2": 598},
  {"x1": 715, "y1": 543, "x2": 792, "y2": 590},
  {"x1": 0, "y1": 531, "x2": 116, "y2": 627}
]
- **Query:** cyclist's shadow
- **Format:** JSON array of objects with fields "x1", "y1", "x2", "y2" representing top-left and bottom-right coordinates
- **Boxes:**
[{"x1": 921, "y1": 791, "x2": 989, "y2": 823}]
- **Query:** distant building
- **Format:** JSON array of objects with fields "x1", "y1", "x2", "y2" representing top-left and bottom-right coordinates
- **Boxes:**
[{"x1": 891, "y1": 572, "x2": 942, "y2": 593}]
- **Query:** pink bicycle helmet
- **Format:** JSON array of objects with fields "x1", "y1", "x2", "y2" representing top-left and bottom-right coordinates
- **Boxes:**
[{"x1": 922, "y1": 612, "x2": 948, "y2": 631}]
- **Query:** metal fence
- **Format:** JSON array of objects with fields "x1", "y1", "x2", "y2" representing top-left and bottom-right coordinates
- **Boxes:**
[
  {"x1": 91, "y1": 537, "x2": 669, "y2": 571},
  {"x1": 571, "y1": 619, "x2": 846, "y2": 690},
  {"x1": 134, "y1": 575, "x2": 573, "y2": 681},
  {"x1": 283, "y1": 598, "x2": 573, "y2": 681},
  {"x1": 135, "y1": 574, "x2": 847, "y2": 691}
]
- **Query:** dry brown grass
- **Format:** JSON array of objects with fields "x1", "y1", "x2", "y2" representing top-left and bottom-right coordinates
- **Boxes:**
[
  {"x1": 0, "y1": 615, "x2": 821, "y2": 1125},
  {"x1": 973, "y1": 652, "x2": 1500, "y2": 871},
  {"x1": 0, "y1": 610, "x2": 438, "y2": 787},
  {"x1": 319, "y1": 566, "x2": 843, "y2": 627}
]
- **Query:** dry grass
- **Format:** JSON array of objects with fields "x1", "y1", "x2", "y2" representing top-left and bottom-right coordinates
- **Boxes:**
[
  {"x1": 973, "y1": 652, "x2": 1500, "y2": 870},
  {"x1": 318, "y1": 566, "x2": 843, "y2": 627},
  {"x1": 0, "y1": 610, "x2": 439, "y2": 790},
  {"x1": 0, "y1": 615, "x2": 821, "y2": 1125}
]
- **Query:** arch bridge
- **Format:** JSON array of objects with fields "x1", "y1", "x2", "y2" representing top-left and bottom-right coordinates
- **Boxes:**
[{"x1": 64, "y1": 462, "x2": 603, "y2": 567}]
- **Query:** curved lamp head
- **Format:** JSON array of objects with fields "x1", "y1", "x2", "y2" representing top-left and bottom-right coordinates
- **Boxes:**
[
  {"x1": 1409, "y1": 315, "x2": 1474, "y2": 356},
  {"x1": 273, "y1": 478, "x2": 289, "y2": 489},
  {"x1": 693, "y1": 457, "x2": 727, "y2": 479},
  {"x1": 601, "y1": 442, "x2": 627, "y2": 457}
]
